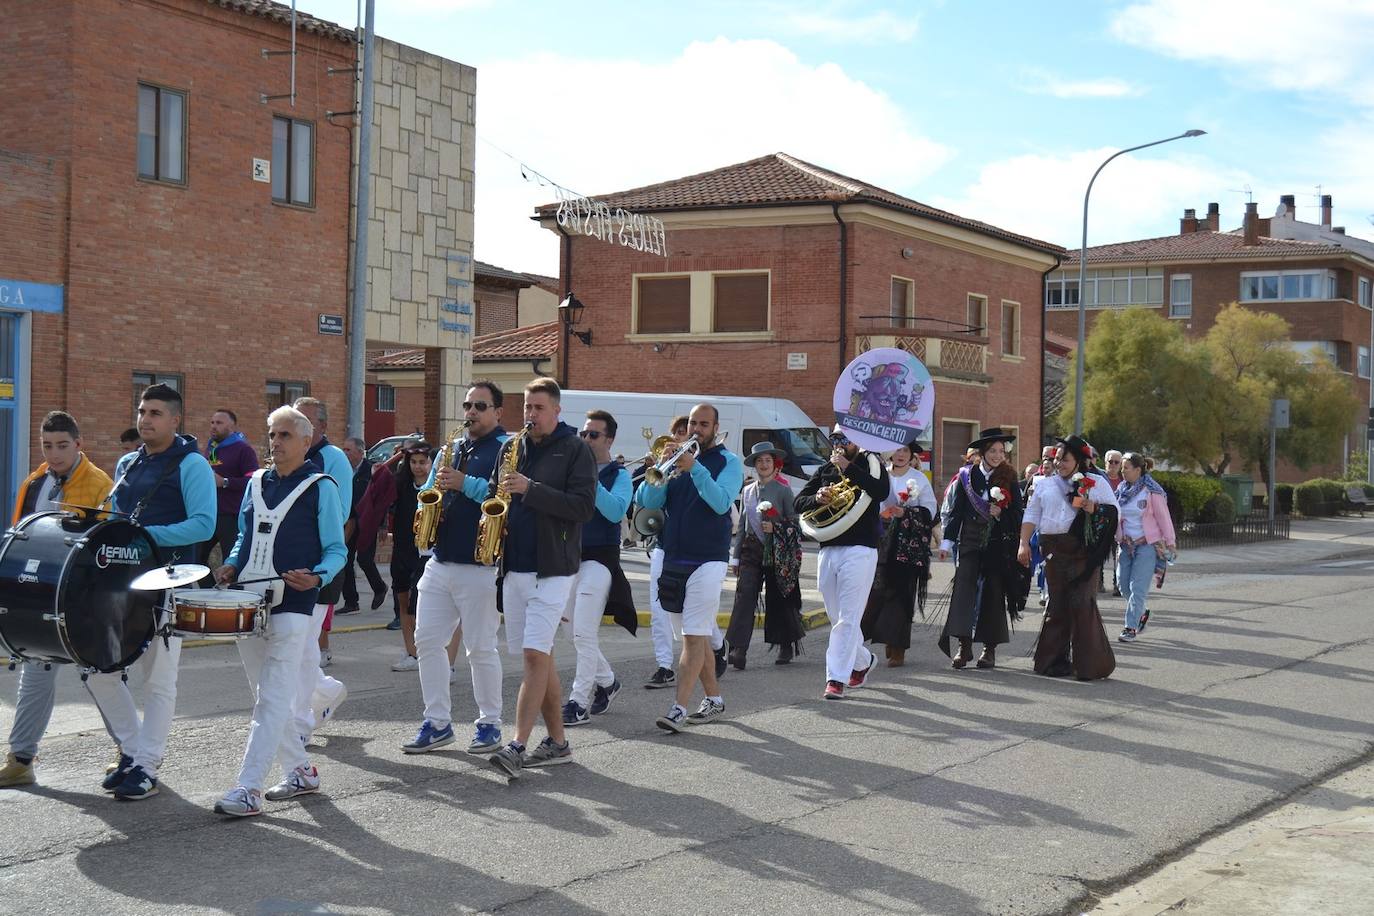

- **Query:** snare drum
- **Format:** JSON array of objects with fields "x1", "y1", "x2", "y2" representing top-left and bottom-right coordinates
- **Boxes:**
[{"x1": 170, "y1": 589, "x2": 265, "y2": 639}]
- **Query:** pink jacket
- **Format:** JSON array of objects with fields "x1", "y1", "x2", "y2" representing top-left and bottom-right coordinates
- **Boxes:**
[{"x1": 1116, "y1": 490, "x2": 1176, "y2": 546}]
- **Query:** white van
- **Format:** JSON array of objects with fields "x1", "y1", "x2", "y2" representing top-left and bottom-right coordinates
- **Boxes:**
[{"x1": 558, "y1": 389, "x2": 830, "y2": 493}]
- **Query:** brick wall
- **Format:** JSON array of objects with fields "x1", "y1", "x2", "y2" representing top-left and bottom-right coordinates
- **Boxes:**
[{"x1": 475, "y1": 285, "x2": 519, "y2": 336}]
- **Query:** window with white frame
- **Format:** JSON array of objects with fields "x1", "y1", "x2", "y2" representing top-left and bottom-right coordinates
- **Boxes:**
[
  {"x1": 633, "y1": 270, "x2": 772, "y2": 336},
  {"x1": 376, "y1": 384, "x2": 396, "y2": 412},
  {"x1": 1045, "y1": 268, "x2": 1163, "y2": 309},
  {"x1": 1359, "y1": 277, "x2": 1371, "y2": 310},
  {"x1": 1290, "y1": 340, "x2": 1339, "y2": 365},
  {"x1": 1240, "y1": 270, "x2": 1335, "y2": 302},
  {"x1": 890, "y1": 277, "x2": 914, "y2": 328},
  {"x1": 1359, "y1": 346, "x2": 1371, "y2": 380},
  {"x1": 1169, "y1": 275, "x2": 1192, "y2": 318},
  {"x1": 1000, "y1": 300, "x2": 1021, "y2": 356},
  {"x1": 966, "y1": 294, "x2": 988, "y2": 333}
]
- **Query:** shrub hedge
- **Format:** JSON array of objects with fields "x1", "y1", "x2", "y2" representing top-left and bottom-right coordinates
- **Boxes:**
[{"x1": 1152, "y1": 471, "x2": 1223, "y2": 520}]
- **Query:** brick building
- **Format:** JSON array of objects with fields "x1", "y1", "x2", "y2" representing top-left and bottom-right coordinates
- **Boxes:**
[
  {"x1": 538, "y1": 153, "x2": 1062, "y2": 481},
  {"x1": 1043, "y1": 195, "x2": 1374, "y2": 480},
  {"x1": 0, "y1": 0, "x2": 477, "y2": 522}
]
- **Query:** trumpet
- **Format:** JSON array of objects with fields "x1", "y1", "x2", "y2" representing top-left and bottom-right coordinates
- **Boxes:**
[
  {"x1": 645, "y1": 439, "x2": 699, "y2": 485},
  {"x1": 626, "y1": 434, "x2": 676, "y2": 468}
]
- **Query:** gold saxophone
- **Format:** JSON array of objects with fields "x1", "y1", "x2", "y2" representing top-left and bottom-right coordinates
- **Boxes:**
[
  {"x1": 413, "y1": 421, "x2": 469, "y2": 551},
  {"x1": 475, "y1": 422, "x2": 530, "y2": 566}
]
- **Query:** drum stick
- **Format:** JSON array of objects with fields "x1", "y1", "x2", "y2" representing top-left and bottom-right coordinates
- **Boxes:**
[{"x1": 219, "y1": 576, "x2": 284, "y2": 588}]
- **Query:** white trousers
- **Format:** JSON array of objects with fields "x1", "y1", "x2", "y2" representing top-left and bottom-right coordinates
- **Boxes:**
[
  {"x1": 648, "y1": 548, "x2": 725, "y2": 669},
  {"x1": 414, "y1": 560, "x2": 503, "y2": 728},
  {"x1": 818, "y1": 545, "x2": 879, "y2": 683},
  {"x1": 235, "y1": 611, "x2": 312, "y2": 791},
  {"x1": 86, "y1": 633, "x2": 182, "y2": 777},
  {"x1": 294, "y1": 604, "x2": 343, "y2": 737},
  {"x1": 562, "y1": 560, "x2": 615, "y2": 708}
]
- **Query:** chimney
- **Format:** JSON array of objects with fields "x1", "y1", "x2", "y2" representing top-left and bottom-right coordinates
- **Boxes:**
[
  {"x1": 1242, "y1": 201, "x2": 1260, "y2": 246},
  {"x1": 1204, "y1": 202, "x2": 1219, "y2": 231},
  {"x1": 1279, "y1": 194, "x2": 1296, "y2": 219},
  {"x1": 1334, "y1": 226, "x2": 1346, "y2": 235},
  {"x1": 1180, "y1": 207, "x2": 1199, "y2": 234},
  {"x1": 1321, "y1": 194, "x2": 1333, "y2": 229}
]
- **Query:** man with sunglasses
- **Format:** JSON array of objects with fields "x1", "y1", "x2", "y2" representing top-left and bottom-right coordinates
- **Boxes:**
[
  {"x1": 401, "y1": 381, "x2": 510, "y2": 755},
  {"x1": 795, "y1": 425, "x2": 888, "y2": 700},
  {"x1": 560, "y1": 410, "x2": 636, "y2": 726}
]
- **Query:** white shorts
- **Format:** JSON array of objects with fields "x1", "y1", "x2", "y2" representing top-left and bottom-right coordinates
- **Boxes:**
[
  {"x1": 501, "y1": 572, "x2": 574, "y2": 655},
  {"x1": 680, "y1": 561, "x2": 727, "y2": 637}
]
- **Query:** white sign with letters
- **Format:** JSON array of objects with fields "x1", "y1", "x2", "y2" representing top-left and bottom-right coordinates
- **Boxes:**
[
  {"x1": 554, "y1": 187, "x2": 668, "y2": 257},
  {"x1": 787, "y1": 352, "x2": 808, "y2": 370},
  {"x1": 252, "y1": 159, "x2": 271, "y2": 183}
]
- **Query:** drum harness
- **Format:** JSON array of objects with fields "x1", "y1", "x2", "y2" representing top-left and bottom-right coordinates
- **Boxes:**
[{"x1": 234, "y1": 469, "x2": 327, "y2": 611}]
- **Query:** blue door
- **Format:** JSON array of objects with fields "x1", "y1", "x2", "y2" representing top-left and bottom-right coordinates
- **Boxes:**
[{"x1": 0, "y1": 313, "x2": 18, "y2": 525}]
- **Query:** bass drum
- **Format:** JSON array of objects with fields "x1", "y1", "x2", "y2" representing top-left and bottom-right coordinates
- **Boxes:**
[{"x1": 0, "y1": 512, "x2": 163, "y2": 672}]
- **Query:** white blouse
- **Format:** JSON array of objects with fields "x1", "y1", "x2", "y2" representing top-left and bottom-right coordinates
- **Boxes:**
[
  {"x1": 1023, "y1": 472, "x2": 1119, "y2": 536},
  {"x1": 882, "y1": 467, "x2": 937, "y2": 515}
]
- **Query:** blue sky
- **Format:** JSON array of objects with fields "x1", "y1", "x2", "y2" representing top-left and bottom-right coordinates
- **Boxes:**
[{"x1": 302, "y1": 0, "x2": 1374, "y2": 275}]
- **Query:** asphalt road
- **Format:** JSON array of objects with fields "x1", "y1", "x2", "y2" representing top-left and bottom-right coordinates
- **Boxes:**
[{"x1": 3, "y1": 544, "x2": 1373, "y2": 915}]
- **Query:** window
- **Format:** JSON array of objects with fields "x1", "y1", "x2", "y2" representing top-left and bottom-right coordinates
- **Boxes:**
[
  {"x1": 966, "y1": 294, "x2": 987, "y2": 334},
  {"x1": 271, "y1": 116, "x2": 314, "y2": 206},
  {"x1": 1290, "y1": 341, "x2": 1338, "y2": 365},
  {"x1": 1045, "y1": 268, "x2": 1163, "y2": 308},
  {"x1": 890, "y1": 277, "x2": 914, "y2": 328},
  {"x1": 1169, "y1": 275, "x2": 1192, "y2": 318},
  {"x1": 1000, "y1": 300, "x2": 1020, "y2": 356},
  {"x1": 940, "y1": 420, "x2": 978, "y2": 483},
  {"x1": 712, "y1": 273, "x2": 769, "y2": 332},
  {"x1": 137, "y1": 83, "x2": 186, "y2": 184},
  {"x1": 1359, "y1": 346, "x2": 1371, "y2": 380},
  {"x1": 637, "y1": 276, "x2": 691, "y2": 334},
  {"x1": 1240, "y1": 270, "x2": 1334, "y2": 302},
  {"x1": 265, "y1": 380, "x2": 310, "y2": 414},
  {"x1": 1359, "y1": 277, "x2": 1371, "y2": 310},
  {"x1": 132, "y1": 371, "x2": 184, "y2": 430},
  {"x1": 376, "y1": 384, "x2": 396, "y2": 412}
]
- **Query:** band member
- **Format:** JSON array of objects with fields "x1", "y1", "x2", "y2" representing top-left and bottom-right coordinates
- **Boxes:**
[
  {"x1": 796, "y1": 425, "x2": 888, "y2": 700},
  {"x1": 402, "y1": 382, "x2": 509, "y2": 755},
  {"x1": 726, "y1": 442, "x2": 803, "y2": 669},
  {"x1": 292, "y1": 398, "x2": 351, "y2": 739},
  {"x1": 561, "y1": 410, "x2": 636, "y2": 726},
  {"x1": 637, "y1": 404, "x2": 743, "y2": 732},
  {"x1": 200, "y1": 408, "x2": 259, "y2": 570},
  {"x1": 1018, "y1": 435, "x2": 1119, "y2": 680},
  {"x1": 488, "y1": 378, "x2": 597, "y2": 777},
  {"x1": 937, "y1": 428, "x2": 1023, "y2": 670},
  {"x1": 643, "y1": 416, "x2": 729, "y2": 688},
  {"x1": 1, "y1": 412, "x2": 114, "y2": 788},
  {"x1": 86, "y1": 384, "x2": 217, "y2": 799},
  {"x1": 211, "y1": 406, "x2": 347, "y2": 816}
]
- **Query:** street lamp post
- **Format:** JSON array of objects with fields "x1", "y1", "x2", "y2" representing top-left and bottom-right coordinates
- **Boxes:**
[{"x1": 1074, "y1": 129, "x2": 1207, "y2": 435}]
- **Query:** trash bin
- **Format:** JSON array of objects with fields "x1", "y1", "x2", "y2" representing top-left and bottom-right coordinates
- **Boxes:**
[{"x1": 1220, "y1": 474, "x2": 1254, "y2": 516}]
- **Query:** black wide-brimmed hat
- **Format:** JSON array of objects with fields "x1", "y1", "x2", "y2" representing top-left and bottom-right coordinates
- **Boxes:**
[
  {"x1": 744, "y1": 441, "x2": 786, "y2": 467},
  {"x1": 1055, "y1": 435, "x2": 1093, "y2": 468},
  {"x1": 968, "y1": 427, "x2": 1017, "y2": 452}
]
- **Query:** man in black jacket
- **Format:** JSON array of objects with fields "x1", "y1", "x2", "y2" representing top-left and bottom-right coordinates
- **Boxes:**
[
  {"x1": 795, "y1": 426, "x2": 889, "y2": 700},
  {"x1": 338, "y1": 436, "x2": 387, "y2": 614},
  {"x1": 488, "y1": 378, "x2": 597, "y2": 778}
]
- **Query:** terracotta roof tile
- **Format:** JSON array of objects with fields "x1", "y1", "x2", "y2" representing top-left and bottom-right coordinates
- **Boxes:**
[
  {"x1": 474, "y1": 321, "x2": 560, "y2": 361},
  {"x1": 537, "y1": 153, "x2": 1062, "y2": 255},
  {"x1": 207, "y1": 1, "x2": 355, "y2": 42},
  {"x1": 474, "y1": 260, "x2": 536, "y2": 287},
  {"x1": 367, "y1": 348, "x2": 425, "y2": 369},
  {"x1": 1064, "y1": 231, "x2": 1346, "y2": 264}
]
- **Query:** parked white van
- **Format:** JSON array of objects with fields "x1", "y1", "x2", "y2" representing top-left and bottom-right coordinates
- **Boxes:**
[{"x1": 557, "y1": 389, "x2": 830, "y2": 492}]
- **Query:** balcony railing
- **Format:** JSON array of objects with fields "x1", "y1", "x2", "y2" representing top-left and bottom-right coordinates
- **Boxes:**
[{"x1": 854, "y1": 333, "x2": 989, "y2": 382}]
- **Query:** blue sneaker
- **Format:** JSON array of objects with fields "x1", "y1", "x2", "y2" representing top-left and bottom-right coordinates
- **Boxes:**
[
  {"x1": 112, "y1": 765, "x2": 159, "y2": 800},
  {"x1": 562, "y1": 700, "x2": 590, "y2": 727},
  {"x1": 589, "y1": 679, "x2": 621, "y2": 716},
  {"x1": 101, "y1": 754, "x2": 134, "y2": 792},
  {"x1": 402, "y1": 720, "x2": 455, "y2": 754},
  {"x1": 466, "y1": 722, "x2": 502, "y2": 755}
]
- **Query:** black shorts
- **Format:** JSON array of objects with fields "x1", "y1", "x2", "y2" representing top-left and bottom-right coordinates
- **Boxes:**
[{"x1": 391, "y1": 550, "x2": 427, "y2": 592}]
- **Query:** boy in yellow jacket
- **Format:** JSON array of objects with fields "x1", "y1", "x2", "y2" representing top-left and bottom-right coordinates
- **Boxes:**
[{"x1": 0, "y1": 411, "x2": 113, "y2": 787}]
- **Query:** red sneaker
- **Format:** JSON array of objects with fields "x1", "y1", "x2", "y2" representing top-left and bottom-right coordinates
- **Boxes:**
[
  {"x1": 847, "y1": 650, "x2": 875, "y2": 689},
  {"x1": 823, "y1": 680, "x2": 845, "y2": 700}
]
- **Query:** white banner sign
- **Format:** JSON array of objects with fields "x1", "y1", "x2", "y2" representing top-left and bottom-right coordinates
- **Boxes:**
[{"x1": 554, "y1": 188, "x2": 668, "y2": 257}]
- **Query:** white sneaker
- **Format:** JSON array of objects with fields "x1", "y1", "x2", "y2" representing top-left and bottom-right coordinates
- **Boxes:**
[
  {"x1": 320, "y1": 651, "x2": 333, "y2": 669},
  {"x1": 214, "y1": 786, "x2": 263, "y2": 817},
  {"x1": 310, "y1": 678, "x2": 348, "y2": 726},
  {"x1": 391, "y1": 654, "x2": 419, "y2": 672},
  {"x1": 265, "y1": 765, "x2": 321, "y2": 801}
]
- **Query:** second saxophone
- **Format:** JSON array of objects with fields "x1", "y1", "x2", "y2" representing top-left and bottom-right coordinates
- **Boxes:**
[{"x1": 474, "y1": 421, "x2": 530, "y2": 566}]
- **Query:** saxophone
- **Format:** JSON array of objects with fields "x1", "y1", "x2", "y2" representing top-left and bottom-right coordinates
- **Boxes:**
[
  {"x1": 413, "y1": 421, "x2": 469, "y2": 551},
  {"x1": 475, "y1": 421, "x2": 530, "y2": 566}
]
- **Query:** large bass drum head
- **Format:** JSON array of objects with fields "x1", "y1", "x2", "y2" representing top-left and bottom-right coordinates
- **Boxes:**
[{"x1": 57, "y1": 517, "x2": 162, "y2": 672}]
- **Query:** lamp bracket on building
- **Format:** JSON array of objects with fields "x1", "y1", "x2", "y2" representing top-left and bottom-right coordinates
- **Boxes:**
[
  {"x1": 327, "y1": 65, "x2": 360, "y2": 75},
  {"x1": 326, "y1": 110, "x2": 359, "y2": 120}
]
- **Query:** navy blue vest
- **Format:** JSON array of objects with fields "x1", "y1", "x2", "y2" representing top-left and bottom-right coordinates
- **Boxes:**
[
  {"x1": 113, "y1": 436, "x2": 197, "y2": 528},
  {"x1": 582, "y1": 462, "x2": 625, "y2": 550},
  {"x1": 659, "y1": 445, "x2": 732, "y2": 566},
  {"x1": 434, "y1": 426, "x2": 506, "y2": 565}
]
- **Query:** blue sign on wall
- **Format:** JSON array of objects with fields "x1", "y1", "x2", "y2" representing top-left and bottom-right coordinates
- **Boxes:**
[{"x1": 0, "y1": 279, "x2": 64, "y2": 313}]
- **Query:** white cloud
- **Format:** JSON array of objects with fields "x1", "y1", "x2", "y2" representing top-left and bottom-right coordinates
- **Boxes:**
[
  {"x1": 475, "y1": 38, "x2": 951, "y2": 274},
  {"x1": 931, "y1": 147, "x2": 1249, "y2": 250},
  {"x1": 1022, "y1": 70, "x2": 1145, "y2": 99},
  {"x1": 1110, "y1": 0, "x2": 1374, "y2": 106},
  {"x1": 778, "y1": 8, "x2": 921, "y2": 43}
]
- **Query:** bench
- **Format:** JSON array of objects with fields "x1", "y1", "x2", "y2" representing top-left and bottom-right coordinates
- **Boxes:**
[{"x1": 1342, "y1": 485, "x2": 1370, "y2": 517}]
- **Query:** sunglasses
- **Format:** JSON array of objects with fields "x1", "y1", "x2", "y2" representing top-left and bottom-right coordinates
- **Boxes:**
[
  {"x1": 829, "y1": 432, "x2": 850, "y2": 446},
  {"x1": 462, "y1": 401, "x2": 492, "y2": 412},
  {"x1": 578, "y1": 430, "x2": 603, "y2": 440}
]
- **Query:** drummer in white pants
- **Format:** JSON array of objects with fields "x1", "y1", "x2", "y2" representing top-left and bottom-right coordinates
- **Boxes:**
[
  {"x1": 86, "y1": 384, "x2": 216, "y2": 800},
  {"x1": 211, "y1": 405, "x2": 346, "y2": 817}
]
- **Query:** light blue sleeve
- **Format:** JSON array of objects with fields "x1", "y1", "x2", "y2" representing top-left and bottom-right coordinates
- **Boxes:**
[
  {"x1": 313, "y1": 479, "x2": 349, "y2": 585},
  {"x1": 224, "y1": 486, "x2": 253, "y2": 571},
  {"x1": 323, "y1": 448, "x2": 352, "y2": 526},
  {"x1": 596, "y1": 467, "x2": 633, "y2": 523},
  {"x1": 461, "y1": 433, "x2": 509, "y2": 504},
  {"x1": 150, "y1": 455, "x2": 217, "y2": 550},
  {"x1": 635, "y1": 477, "x2": 666, "y2": 509},
  {"x1": 689, "y1": 451, "x2": 743, "y2": 516}
]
